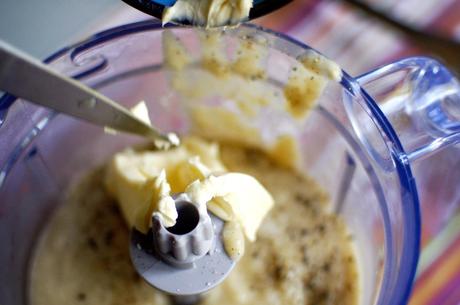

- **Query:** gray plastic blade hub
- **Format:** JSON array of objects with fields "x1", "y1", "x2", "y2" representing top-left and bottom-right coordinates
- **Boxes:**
[{"x1": 129, "y1": 194, "x2": 236, "y2": 296}]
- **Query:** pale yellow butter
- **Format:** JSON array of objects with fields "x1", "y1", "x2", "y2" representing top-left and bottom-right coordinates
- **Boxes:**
[
  {"x1": 104, "y1": 100, "x2": 152, "y2": 135},
  {"x1": 151, "y1": 170, "x2": 177, "y2": 227},
  {"x1": 105, "y1": 136, "x2": 274, "y2": 259},
  {"x1": 185, "y1": 172, "x2": 274, "y2": 241},
  {"x1": 105, "y1": 137, "x2": 225, "y2": 233},
  {"x1": 222, "y1": 220, "x2": 245, "y2": 260}
]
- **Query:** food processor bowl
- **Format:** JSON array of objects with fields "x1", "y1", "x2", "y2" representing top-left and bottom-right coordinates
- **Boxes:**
[{"x1": 0, "y1": 21, "x2": 459, "y2": 305}]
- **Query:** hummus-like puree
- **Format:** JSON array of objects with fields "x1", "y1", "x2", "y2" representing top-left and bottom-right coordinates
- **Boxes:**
[
  {"x1": 162, "y1": 0, "x2": 252, "y2": 27},
  {"x1": 31, "y1": 141, "x2": 358, "y2": 305},
  {"x1": 30, "y1": 28, "x2": 357, "y2": 305},
  {"x1": 161, "y1": 29, "x2": 341, "y2": 169}
]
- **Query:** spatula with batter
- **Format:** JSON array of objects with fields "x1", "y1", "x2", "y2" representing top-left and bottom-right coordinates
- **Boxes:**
[{"x1": 122, "y1": 0, "x2": 293, "y2": 27}]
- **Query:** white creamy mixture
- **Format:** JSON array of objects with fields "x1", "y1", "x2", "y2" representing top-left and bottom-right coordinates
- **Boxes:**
[
  {"x1": 163, "y1": 0, "x2": 253, "y2": 27},
  {"x1": 30, "y1": 27, "x2": 358, "y2": 305},
  {"x1": 31, "y1": 142, "x2": 358, "y2": 305}
]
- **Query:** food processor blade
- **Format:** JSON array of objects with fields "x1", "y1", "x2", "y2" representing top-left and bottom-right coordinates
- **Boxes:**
[{"x1": 129, "y1": 193, "x2": 236, "y2": 298}]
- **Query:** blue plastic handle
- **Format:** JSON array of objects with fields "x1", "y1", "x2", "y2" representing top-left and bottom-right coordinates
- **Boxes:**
[
  {"x1": 152, "y1": 0, "x2": 176, "y2": 5},
  {"x1": 0, "y1": 94, "x2": 15, "y2": 127}
]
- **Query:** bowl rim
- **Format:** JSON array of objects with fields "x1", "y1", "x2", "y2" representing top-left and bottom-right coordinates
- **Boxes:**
[{"x1": 0, "y1": 20, "x2": 420, "y2": 305}]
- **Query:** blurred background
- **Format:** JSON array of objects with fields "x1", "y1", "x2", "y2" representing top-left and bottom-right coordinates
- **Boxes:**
[
  {"x1": 0, "y1": 0, "x2": 459, "y2": 304},
  {"x1": 2, "y1": 0, "x2": 460, "y2": 75}
]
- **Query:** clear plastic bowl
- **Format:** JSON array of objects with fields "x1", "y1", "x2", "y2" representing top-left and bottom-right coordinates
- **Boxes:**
[{"x1": 1, "y1": 21, "x2": 459, "y2": 305}]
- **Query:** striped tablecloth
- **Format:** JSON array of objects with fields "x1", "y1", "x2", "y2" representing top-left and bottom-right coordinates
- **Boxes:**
[{"x1": 254, "y1": 1, "x2": 460, "y2": 305}]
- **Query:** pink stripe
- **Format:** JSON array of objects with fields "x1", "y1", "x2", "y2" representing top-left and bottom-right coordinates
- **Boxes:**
[
  {"x1": 415, "y1": 235, "x2": 460, "y2": 289},
  {"x1": 280, "y1": 1, "x2": 321, "y2": 33},
  {"x1": 427, "y1": 273, "x2": 460, "y2": 305},
  {"x1": 441, "y1": 284, "x2": 460, "y2": 305}
]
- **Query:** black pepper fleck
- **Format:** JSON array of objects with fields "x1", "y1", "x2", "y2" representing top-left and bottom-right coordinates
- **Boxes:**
[
  {"x1": 76, "y1": 292, "x2": 86, "y2": 301},
  {"x1": 87, "y1": 237, "x2": 98, "y2": 250},
  {"x1": 132, "y1": 271, "x2": 141, "y2": 283},
  {"x1": 317, "y1": 224, "x2": 326, "y2": 234},
  {"x1": 304, "y1": 280, "x2": 315, "y2": 291},
  {"x1": 109, "y1": 202, "x2": 120, "y2": 215},
  {"x1": 104, "y1": 230, "x2": 114, "y2": 246},
  {"x1": 303, "y1": 255, "x2": 309, "y2": 264},
  {"x1": 295, "y1": 193, "x2": 313, "y2": 206},
  {"x1": 274, "y1": 265, "x2": 284, "y2": 281},
  {"x1": 300, "y1": 228, "x2": 309, "y2": 236}
]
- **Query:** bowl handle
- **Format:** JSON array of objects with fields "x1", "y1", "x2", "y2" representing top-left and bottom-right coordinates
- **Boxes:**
[{"x1": 356, "y1": 57, "x2": 460, "y2": 163}]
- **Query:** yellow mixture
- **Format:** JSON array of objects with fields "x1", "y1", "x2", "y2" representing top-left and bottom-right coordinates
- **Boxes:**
[
  {"x1": 31, "y1": 141, "x2": 358, "y2": 305},
  {"x1": 104, "y1": 136, "x2": 274, "y2": 259},
  {"x1": 31, "y1": 28, "x2": 356, "y2": 305}
]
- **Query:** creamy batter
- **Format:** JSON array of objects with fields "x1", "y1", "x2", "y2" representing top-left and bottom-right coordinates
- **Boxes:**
[
  {"x1": 163, "y1": 29, "x2": 341, "y2": 166},
  {"x1": 31, "y1": 27, "x2": 355, "y2": 305},
  {"x1": 31, "y1": 141, "x2": 358, "y2": 305},
  {"x1": 162, "y1": 0, "x2": 253, "y2": 27}
]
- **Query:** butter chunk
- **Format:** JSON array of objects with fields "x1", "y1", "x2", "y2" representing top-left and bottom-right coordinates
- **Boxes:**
[
  {"x1": 151, "y1": 170, "x2": 177, "y2": 227},
  {"x1": 105, "y1": 149, "x2": 183, "y2": 233},
  {"x1": 186, "y1": 173, "x2": 274, "y2": 241},
  {"x1": 104, "y1": 100, "x2": 151, "y2": 135},
  {"x1": 168, "y1": 156, "x2": 210, "y2": 193},
  {"x1": 105, "y1": 137, "x2": 226, "y2": 233},
  {"x1": 105, "y1": 136, "x2": 274, "y2": 261},
  {"x1": 222, "y1": 221, "x2": 245, "y2": 260},
  {"x1": 130, "y1": 101, "x2": 152, "y2": 126}
]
